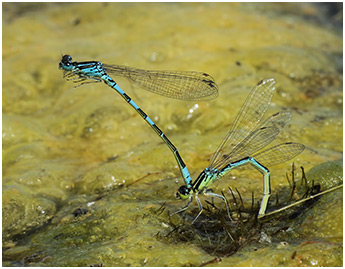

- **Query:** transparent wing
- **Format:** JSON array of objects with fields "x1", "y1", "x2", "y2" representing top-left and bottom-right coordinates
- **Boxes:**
[
  {"x1": 258, "y1": 111, "x2": 291, "y2": 133},
  {"x1": 103, "y1": 64, "x2": 218, "y2": 101},
  {"x1": 248, "y1": 142, "x2": 305, "y2": 168},
  {"x1": 213, "y1": 111, "x2": 292, "y2": 169},
  {"x1": 209, "y1": 78, "x2": 276, "y2": 169}
]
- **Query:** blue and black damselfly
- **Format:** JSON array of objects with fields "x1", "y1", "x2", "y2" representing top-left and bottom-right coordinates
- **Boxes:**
[
  {"x1": 59, "y1": 55, "x2": 218, "y2": 188},
  {"x1": 173, "y1": 78, "x2": 305, "y2": 223}
]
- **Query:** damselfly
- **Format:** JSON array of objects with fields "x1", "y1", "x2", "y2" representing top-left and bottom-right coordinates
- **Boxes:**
[
  {"x1": 59, "y1": 55, "x2": 218, "y2": 187},
  {"x1": 173, "y1": 78, "x2": 305, "y2": 223}
]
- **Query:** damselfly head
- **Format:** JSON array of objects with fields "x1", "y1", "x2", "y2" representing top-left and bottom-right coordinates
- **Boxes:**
[
  {"x1": 59, "y1": 55, "x2": 73, "y2": 70},
  {"x1": 176, "y1": 185, "x2": 192, "y2": 200}
]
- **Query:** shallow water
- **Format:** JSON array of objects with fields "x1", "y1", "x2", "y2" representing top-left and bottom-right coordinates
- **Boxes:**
[{"x1": 2, "y1": 2, "x2": 342, "y2": 266}]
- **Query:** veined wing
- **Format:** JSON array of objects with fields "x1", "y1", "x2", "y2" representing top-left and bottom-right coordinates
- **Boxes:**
[
  {"x1": 258, "y1": 111, "x2": 291, "y2": 133},
  {"x1": 214, "y1": 111, "x2": 292, "y2": 169},
  {"x1": 247, "y1": 142, "x2": 305, "y2": 168},
  {"x1": 209, "y1": 78, "x2": 276, "y2": 169},
  {"x1": 103, "y1": 64, "x2": 218, "y2": 101}
]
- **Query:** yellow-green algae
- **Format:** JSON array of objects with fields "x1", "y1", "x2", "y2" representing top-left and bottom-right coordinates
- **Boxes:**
[{"x1": 3, "y1": 2, "x2": 342, "y2": 266}]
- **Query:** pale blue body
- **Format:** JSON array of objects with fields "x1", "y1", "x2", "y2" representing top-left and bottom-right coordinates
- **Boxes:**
[
  {"x1": 59, "y1": 55, "x2": 218, "y2": 190},
  {"x1": 174, "y1": 78, "x2": 305, "y2": 223}
]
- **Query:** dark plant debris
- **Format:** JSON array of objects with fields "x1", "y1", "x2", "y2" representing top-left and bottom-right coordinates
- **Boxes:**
[{"x1": 157, "y1": 163, "x2": 342, "y2": 258}]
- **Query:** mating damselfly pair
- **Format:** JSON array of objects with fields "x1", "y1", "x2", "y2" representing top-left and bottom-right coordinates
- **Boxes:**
[{"x1": 59, "y1": 55, "x2": 304, "y2": 223}]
